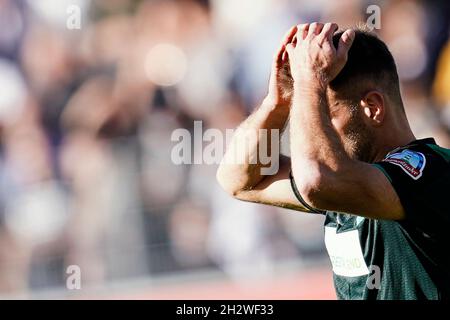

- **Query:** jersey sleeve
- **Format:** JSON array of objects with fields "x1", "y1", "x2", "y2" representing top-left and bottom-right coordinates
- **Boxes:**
[{"x1": 372, "y1": 147, "x2": 450, "y2": 237}]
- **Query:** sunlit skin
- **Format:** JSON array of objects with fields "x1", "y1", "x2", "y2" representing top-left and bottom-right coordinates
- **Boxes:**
[
  {"x1": 326, "y1": 87, "x2": 412, "y2": 164},
  {"x1": 217, "y1": 22, "x2": 417, "y2": 220}
]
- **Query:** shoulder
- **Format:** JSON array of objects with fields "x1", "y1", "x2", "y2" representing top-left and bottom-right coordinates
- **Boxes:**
[
  {"x1": 375, "y1": 140, "x2": 449, "y2": 186},
  {"x1": 373, "y1": 140, "x2": 450, "y2": 235}
]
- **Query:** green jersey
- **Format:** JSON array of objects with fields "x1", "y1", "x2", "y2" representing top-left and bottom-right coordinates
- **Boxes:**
[{"x1": 291, "y1": 138, "x2": 450, "y2": 300}]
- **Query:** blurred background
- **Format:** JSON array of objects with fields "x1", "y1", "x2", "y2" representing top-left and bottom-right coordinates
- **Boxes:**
[{"x1": 0, "y1": 0, "x2": 449, "y2": 299}]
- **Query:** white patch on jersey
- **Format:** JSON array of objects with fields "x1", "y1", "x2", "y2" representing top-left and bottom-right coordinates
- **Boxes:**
[
  {"x1": 383, "y1": 149, "x2": 426, "y2": 180},
  {"x1": 356, "y1": 216, "x2": 365, "y2": 226},
  {"x1": 324, "y1": 226, "x2": 370, "y2": 277}
]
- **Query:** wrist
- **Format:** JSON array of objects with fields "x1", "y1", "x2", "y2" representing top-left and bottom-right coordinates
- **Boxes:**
[
  {"x1": 291, "y1": 83, "x2": 328, "y2": 111},
  {"x1": 262, "y1": 95, "x2": 290, "y2": 111},
  {"x1": 292, "y1": 69, "x2": 329, "y2": 92},
  {"x1": 293, "y1": 77, "x2": 327, "y2": 97}
]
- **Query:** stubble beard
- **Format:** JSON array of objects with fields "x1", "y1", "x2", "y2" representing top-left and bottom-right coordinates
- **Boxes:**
[{"x1": 343, "y1": 108, "x2": 376, "y2": 163}]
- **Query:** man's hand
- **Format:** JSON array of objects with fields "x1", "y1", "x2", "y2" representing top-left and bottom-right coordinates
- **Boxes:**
[
  {"x1": 286, "y1": 22, "x2": 355, "y2": 89},
  {"x1": 264, "y1": 25, "x2": 298, "y2": 108}
]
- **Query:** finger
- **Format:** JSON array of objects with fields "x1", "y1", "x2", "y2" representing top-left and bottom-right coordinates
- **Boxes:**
[
  {"x1": 296, "y1": 23, "x2": 310, "y2": 41},
  {"x1": 281, "y1": 45, "x2": 288, "y2": 62},
  {"x1": 276, "y1": 25, "x2": 298, "y2": 63},
  {"x1": 337, "y1": 29, "x2": 355, "y2": 61},
  {"x1": 285, "y1": 34, "x2": 299, "y2": 61},
  {"x1": 319, "y1": 22, "x2": 338, "y2": 43},
  {"x1": 307, "y1": 22, "x2": 324, "y2": 38},
  {"x1": 282, "y1": 25, "x2": 298, "y2": 46},
  {"x1": 285, "y1": 43, "x2": 295, "y2": 58},
  {"x1": 281, "y1": 43, "x2": 296, "y2": 64},
  {"x1": 292, "y1": 34, "x2": 298, "y2": 46}
]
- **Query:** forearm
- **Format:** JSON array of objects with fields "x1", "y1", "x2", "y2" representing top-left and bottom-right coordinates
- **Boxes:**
[
  {"x1": 289, "y1": 85, "x2": 352, "y2": 204},
  {"x1": 291, "y1": 86, "x2": 347, "y2": 165},
  {"x1": 217, "y1": 98, "x2": 289, "y2": 195}
]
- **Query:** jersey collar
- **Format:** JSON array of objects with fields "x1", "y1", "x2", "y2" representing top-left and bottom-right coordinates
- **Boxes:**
[{"x1": 384, "y1": 137, "x2": 436, "y2": 159}]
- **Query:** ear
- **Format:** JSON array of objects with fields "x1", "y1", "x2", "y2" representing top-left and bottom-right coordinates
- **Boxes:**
[{"x1": 360, "y1": 91, "x2": 385, "y2": 126}]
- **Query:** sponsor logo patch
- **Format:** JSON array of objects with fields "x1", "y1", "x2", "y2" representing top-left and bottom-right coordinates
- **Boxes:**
[{"x1": 384, "y1": 149, "x2": 426, "y2": 180}]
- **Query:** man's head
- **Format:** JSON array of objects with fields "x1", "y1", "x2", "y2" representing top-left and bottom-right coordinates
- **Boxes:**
[
  {"x1": 327, "y1": 27, "x2": 407, "y2": 162},
  {"x1": 283, "y1": 26, "x2": 410, "y2": 162}
]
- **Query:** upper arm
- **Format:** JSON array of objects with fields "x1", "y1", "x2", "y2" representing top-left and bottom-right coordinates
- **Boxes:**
[
  {"x1": 233, "y1": 156, "x2": 316, "y2": 213},
  {"x1": 301, "y1": 161, "x2": 405, "y2": 220},
  {"x1": 373, "y1": 149, "x2": 450, "y2": 235},
  {"x1": 299, "y1": 147, "x2": 448, "y2": 224}
]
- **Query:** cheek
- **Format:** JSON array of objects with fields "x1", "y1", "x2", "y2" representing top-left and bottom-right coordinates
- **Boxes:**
[{"x1": 330, "y1": 112, "x2": 352, "y2": 137}]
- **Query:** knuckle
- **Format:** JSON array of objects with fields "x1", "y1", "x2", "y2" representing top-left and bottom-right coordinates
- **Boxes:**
[
  {"x1": 337, "y1": 53, "x2": 346, "y2": 62},
  {"x1": 297, "y1": 23, "x2": 308, "y2": 32}
]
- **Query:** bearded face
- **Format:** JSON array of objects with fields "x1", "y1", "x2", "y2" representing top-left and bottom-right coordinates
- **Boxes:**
[{"x1": 338, "y1": 104, "x2": 376, "y2": 163}]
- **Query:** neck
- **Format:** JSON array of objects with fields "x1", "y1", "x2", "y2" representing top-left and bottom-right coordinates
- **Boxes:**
[{"x1": 372, "y1": 119, "x2": 416, "y2": 163}]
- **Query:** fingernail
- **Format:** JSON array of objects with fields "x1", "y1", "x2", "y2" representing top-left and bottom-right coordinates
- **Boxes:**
[
  {"x1": 348, "y1": 29, "x2": 355, "y2": 39},
  {"x1": 343, "y1": 30, "x2": 354, "y2": 43}
]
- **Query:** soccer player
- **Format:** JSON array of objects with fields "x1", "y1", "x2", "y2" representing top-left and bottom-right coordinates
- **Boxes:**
[{"x1": 216, "y1": 23, "x2": 450, "y2": 300}]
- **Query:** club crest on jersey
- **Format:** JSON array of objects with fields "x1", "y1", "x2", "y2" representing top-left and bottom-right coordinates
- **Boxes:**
[{"x1": 384, "y1": 149, "x2": 426, "y2": 179}]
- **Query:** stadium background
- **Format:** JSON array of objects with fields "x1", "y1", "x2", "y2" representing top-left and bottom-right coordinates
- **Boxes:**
[{"x1": 0, "y1": 0, "x2": 449, "y2": 299}]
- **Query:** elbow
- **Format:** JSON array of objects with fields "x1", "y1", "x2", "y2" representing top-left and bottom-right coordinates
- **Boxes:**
[
  {"x1": 292, "y1": 167, "x2": 332, "y2": 210},
  {"x1": 216, "y1": 165, "x2": 244, "y2": 198}
]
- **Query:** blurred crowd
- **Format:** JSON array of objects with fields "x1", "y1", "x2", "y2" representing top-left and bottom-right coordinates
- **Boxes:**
[{"x1": 0, "y1": 0, "x2": 449, "y2": 294}]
